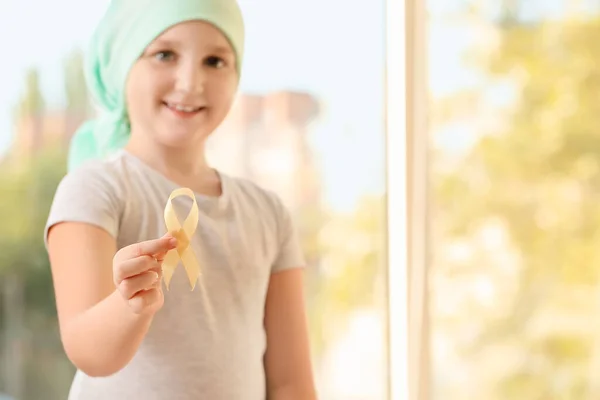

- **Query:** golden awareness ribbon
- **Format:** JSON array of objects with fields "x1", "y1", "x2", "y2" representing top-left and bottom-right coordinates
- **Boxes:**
[{"x1": 162, "y1": 188, "x2": 201, "y2": 291}]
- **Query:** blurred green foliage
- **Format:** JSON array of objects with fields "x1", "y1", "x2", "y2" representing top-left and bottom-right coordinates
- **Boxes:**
[{"x1": 435, "y1": 11, "x2": 600, "y2": 400}]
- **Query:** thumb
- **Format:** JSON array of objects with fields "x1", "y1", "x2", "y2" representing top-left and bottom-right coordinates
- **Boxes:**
[{"x1": 154, "y1": 233, "x2": 177, "y2": 261}]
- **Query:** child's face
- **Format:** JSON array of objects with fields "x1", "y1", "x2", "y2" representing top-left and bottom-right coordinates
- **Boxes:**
[{"x1": 125, "y1": 20, "x2": 238, "y2": 149}]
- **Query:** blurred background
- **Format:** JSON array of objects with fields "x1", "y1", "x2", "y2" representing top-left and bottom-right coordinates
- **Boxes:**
[
  {"x1": 3, "y1": 0, "x2": 598, "y2": 398},
  {"x1": 429, "y1": 0, "x2": 600, "y2": 399},
  {"x1": 0, "y1": 0, "x2": 388, "y2": 399}
]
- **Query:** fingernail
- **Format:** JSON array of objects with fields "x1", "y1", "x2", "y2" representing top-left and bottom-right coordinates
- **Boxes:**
[
  {"x1": 168, "y1": 237, "x2": 177, "y2": 247},
  {"x1": 152, "y1": 272, "x2": 159, "y2": 282}
]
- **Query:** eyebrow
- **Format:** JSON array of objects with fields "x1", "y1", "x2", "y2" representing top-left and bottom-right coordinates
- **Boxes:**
[
  {"x1": 149, "y1": 39, "x2": 179, "y2": 49},
  {"x1": 208, "y1": 45, "x2": 233, "y2": 55},
  {"x1": 148, "y1": 40, "x2": 232, "y2": 55}
]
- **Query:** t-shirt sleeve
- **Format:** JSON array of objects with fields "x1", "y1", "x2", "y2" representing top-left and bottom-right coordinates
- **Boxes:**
[
  {"x1": 271, "y1": 195, "x2": 306, "y2": 274},
  {"x1": 44, "y1": 163, "x2": 123, "y2": 248}
]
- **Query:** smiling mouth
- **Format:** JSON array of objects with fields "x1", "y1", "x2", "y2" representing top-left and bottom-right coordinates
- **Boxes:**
[{"x1": 163, "y1": 102, "x2": 206, "y2": 115}]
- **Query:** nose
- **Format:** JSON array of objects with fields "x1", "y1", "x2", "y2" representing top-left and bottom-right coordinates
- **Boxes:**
[{"x1": 174, "y1": 61, "x2": 205, "y2": 95}]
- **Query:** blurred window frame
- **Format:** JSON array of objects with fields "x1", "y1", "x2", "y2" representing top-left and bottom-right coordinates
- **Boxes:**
[{"x1": 385, "y1": 0, "x2": 429, "y2": 399}]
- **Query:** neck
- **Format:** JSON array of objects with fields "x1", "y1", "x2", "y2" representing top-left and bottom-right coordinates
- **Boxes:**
[{"x1": 125, "y1": 136, "x2": 221, "y2": 195}]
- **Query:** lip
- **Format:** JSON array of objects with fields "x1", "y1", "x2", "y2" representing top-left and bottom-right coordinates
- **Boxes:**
[{"x1": 162, "y1": 102, "x2": 206, "y2": 119}]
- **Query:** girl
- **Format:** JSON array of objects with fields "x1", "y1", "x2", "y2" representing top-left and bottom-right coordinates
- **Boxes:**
[{"x1": 44, "y1": 0, "x2": 317, "y2": 399}]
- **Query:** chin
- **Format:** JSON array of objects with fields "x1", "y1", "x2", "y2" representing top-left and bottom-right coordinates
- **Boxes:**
[{"x1": 157, "y1": 129, "x2": 209, "y2": 149}]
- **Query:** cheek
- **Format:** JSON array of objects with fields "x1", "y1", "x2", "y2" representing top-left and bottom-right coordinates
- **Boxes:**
[
  {"x1": 207, "y1": 75, "x2": 238, "y2": 109},
  {"x1": 126, "y1": 73, "x2": 166, "y2": 118}
]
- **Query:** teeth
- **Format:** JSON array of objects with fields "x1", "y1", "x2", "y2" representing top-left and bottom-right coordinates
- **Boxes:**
[{"x1": 168, "y1": 103, "x2": 200, "y2": 112}]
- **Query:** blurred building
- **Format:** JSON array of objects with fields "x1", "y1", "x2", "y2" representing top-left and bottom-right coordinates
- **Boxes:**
[
  {"x1": 208, "y1": 91, "x2": 321, "y2": 213},
  {"x1": 12, "y1": 110, "x2": 84, "y2": 160},
  {"x1": 10, "y1": 91, "x2": 322, "y2": 215}
]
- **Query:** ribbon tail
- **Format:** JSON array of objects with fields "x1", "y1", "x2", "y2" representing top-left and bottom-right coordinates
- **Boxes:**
[
  {"x1": 162, "y1": 249, "x2": 180, "y2": 291},
  {"x1": 180, "y1": 248, "x2": 200, "y2": 291}
]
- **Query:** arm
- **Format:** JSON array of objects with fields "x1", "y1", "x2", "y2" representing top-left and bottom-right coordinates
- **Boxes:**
[
  {"x1": 264, "y1": 268, "x2": 317, "y2": 400},
  {"x1": 48, "y1": 222, "x2": 155, "y2": 377}
]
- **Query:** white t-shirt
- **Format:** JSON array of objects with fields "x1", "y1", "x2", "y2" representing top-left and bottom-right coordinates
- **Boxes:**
[{"x1": 44, "y1": 149, "x2": 305, "y2": 400}]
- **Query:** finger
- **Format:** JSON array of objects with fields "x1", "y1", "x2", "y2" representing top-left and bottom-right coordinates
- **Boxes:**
[
  {"x1": 119, "y1": 270, "x2": 160, "y2": 299},
  {"x1": 149, "y1": 264, "x2": 163, "y2": 276},
  {"x1": 151, "y1": 233, "x2": 176, "y2": 262},
  {"x1": 114, "y1": 256, "x2": 159, "y2": 284},
  {"x1": 151, "y1": 275, "x2": 163, "y2": 290},
  {"x1": 129, "y1": 288, "x2": 162, "y2": 314},
  {"x1": 115, "y1": 235, "x2": 177, "y2": 262},
  {"x1": 148, "y1": 266, "x2": 163, "y2": 288},
  {"x1": 153, "y1": 249, "x2": 170, "y2": 263}
]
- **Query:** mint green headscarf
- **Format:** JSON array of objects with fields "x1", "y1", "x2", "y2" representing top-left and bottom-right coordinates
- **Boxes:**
[{"x1": 68, "y1": 0, "x2": 244, "y2": 171}]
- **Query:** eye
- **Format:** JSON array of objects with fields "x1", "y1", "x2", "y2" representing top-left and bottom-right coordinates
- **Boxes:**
[
  {"x1": 154, "y1": 50, "x2": 176, "y2": 62},
  {"x1": 205, "y1": 56, "x2": 225, "y2": 68}
]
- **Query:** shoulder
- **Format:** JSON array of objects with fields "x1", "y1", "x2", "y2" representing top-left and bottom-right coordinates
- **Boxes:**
[
  {"x1": 224, "y1": 174, "x2": 288, "y2": 217},
  {"x1": 56, "y1": 151, "x2": 133, "y2": 197},
  {"x1": 45, "y1": 153, "x2": 132, "y2": 245}
]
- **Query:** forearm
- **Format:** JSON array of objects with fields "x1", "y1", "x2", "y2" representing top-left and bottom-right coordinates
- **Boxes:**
[{"x1": 61, "y1": 290, "x2": 154, "y2": 377}]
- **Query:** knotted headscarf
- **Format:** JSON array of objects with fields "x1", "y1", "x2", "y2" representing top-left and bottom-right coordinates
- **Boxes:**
[{"x1": 68, "y1": 0, "x2": 245, "y2": 171}]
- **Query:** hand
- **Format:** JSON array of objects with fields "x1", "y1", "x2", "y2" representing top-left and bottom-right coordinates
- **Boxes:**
[{"x1": 112, "y1": 234, "x2": 178, "y2": 315}]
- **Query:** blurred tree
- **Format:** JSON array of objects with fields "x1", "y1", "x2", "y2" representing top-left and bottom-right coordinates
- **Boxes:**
[
  {"x1": 64, "y1": 48, "x2": 90, "y2": 139},
  {"x1": 306, "y1": 196, "x2": 385, "y2": 356},
  {"x1": 64, "y1": 49, "x2": 88, "y2": 114},
  {"x1": 0, "y1": 146, "x2": 71, "y2": 400},
  {"x1": 13, "y1": 69, "x2": 45, "y2": 154},
  {"x1": 435, "y1": 13, "x2": 600, "y2": 399},
  {"x1": 16, "y1": 69, "x2": 44, "y2": 120},
  {"x1": 0, "y1": 63, "x2": 72, "y2": 400}
]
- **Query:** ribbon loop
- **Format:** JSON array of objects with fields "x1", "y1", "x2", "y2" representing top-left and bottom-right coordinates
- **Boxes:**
[{"x1": 162, "y1": 188, "x2": 201, "y2": 290}]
